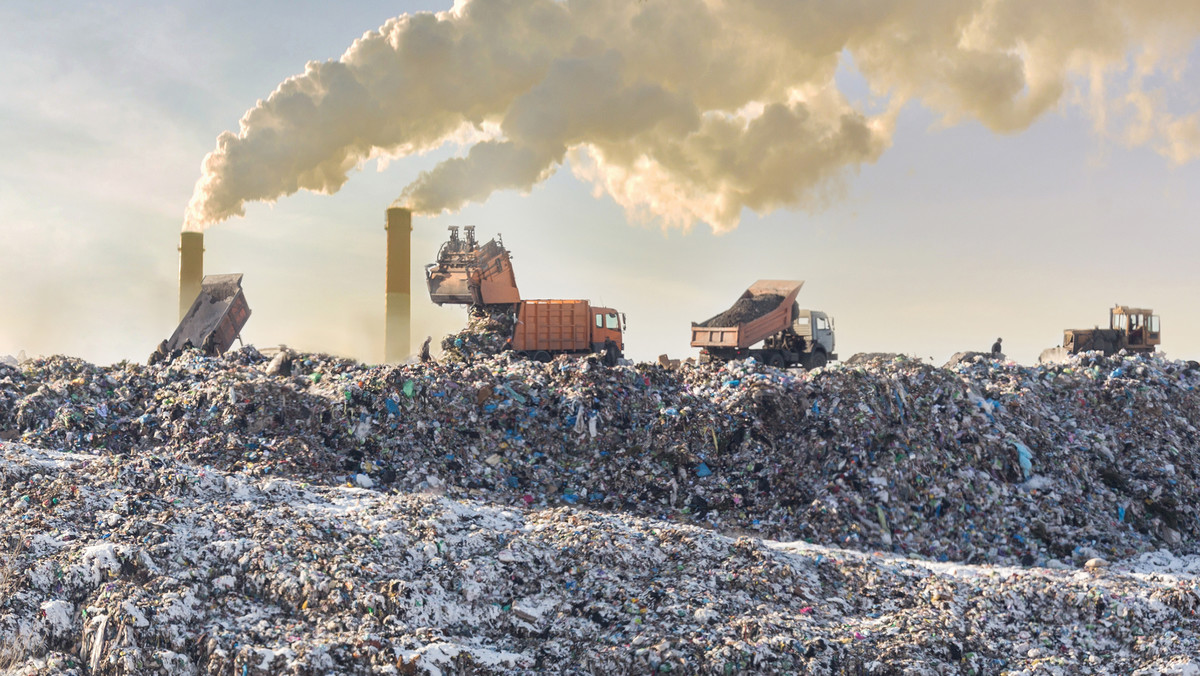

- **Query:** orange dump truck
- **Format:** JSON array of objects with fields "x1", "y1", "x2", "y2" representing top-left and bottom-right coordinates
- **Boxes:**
[
  {"x1": 511, "y1": 300, "x2": 624, "y2": 365},
  {"x1": 691, "y1": 280, "x2": 837, "y2": 369},
  {"x1": 426, "y1": 226, "x2": 626, "y2": 364}
]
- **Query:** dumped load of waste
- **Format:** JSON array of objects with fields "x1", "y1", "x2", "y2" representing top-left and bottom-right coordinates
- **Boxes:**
[
  {"x1": 439, "y1": 306, "x2": 518, "y2": 362},
  {"x1": 695, "y1": 294, "x2": 785, "y2": 328},
  {"x1": 3, "y1": 348, "x2": 1200, "y2": 672}
]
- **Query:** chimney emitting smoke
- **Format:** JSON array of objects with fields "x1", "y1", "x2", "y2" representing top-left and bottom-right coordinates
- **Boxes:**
[
  {"x1": 179, "y1": 232, "x2": 204, "y2": 321},
  {"x1": 385, "y1": 207, "x2": 412, "y2": 363}
]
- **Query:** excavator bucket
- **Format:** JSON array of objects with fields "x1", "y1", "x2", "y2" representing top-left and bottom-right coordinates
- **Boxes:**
[{"x1": 425, "y1": 226, "x2": 521, "y2": 306}]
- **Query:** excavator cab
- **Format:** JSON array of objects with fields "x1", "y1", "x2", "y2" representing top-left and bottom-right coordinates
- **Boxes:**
[{"x1": 1111, "y1": 306, "x2": 1160, "y2": 351}]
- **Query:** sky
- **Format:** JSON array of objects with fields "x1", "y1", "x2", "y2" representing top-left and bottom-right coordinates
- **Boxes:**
[{"x1": 2, "y1": 0, "x2": 1200, "y2": 368}]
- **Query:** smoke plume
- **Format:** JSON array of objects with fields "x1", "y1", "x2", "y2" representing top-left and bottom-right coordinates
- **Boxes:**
[{"x1": 184, "y1": 0, "x2": 1200, "y2": 232}]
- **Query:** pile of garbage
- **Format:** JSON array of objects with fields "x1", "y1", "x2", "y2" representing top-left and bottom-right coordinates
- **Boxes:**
[
  {"x1": 5, "y1": 348, "x2": 1200, "y2": 569},
  {"x1": 695, "y1": 294, "x2": 785, "y2": 328},
  {"x1": 439, "y1": 307, "x2": 518, "y2": 362},
  {"x1": 1, "y1": 443, "x2": 1198, "y2": 674}
]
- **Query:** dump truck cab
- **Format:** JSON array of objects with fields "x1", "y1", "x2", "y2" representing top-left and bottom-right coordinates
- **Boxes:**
[
  {"x1": 793, "y1": 309, "x2": 836, "y2": 359},
  {"x1": 591, "y1": 306, "x2": 625, "y2": 353}
]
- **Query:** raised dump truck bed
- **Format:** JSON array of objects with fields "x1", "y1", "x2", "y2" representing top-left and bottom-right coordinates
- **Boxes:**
[
  {"x1": 691, "y1": 279, "x2": 837, "y2": 369},
  {"x1": 691, "y1": 280, "x2": 805, "y2": 349},
  {"x1": 165, "y1": 274, "x2": 251, "y2": 355},
  {"x1": 425, "y1": 226, "x2": 521, "y2": 306}
]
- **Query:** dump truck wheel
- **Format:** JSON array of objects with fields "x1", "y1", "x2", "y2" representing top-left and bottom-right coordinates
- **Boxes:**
[
  {"x1": 808, "y1": 350, "x2": 828, "y2": 369},
  {"x1": 765, "y1": 352, "x2": 785, "y2": 368},
  {"x1": 533, "y1": 351, "x2": 553, "y2": 363}
]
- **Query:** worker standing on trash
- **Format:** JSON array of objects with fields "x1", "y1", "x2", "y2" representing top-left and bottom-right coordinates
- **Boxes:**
[{"x1": 992, "y1": 337, "x2": 1003, "y2": 356}]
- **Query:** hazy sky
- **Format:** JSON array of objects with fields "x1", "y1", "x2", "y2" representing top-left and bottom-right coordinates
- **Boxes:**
[{"x1": 3, "y1": 1, "x2": 1200, "y2": 367}]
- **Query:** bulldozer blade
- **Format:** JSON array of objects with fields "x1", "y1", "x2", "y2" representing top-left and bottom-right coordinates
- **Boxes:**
[{"x1": 1038, "y1": 347, "x2": 1071, "y2": 365}]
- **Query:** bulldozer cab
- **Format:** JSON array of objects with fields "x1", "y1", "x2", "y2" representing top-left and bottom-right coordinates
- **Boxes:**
[{"x1": 1111, "y1": 306, "x2": 1160, "y2": 350}]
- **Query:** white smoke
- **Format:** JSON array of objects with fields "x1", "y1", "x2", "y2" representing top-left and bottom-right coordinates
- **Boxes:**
[{"x1": 184, "y1": 0, "x2": 1200, "y2": 232}]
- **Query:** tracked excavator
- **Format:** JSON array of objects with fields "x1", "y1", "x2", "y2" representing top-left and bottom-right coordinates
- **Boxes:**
[{"x1": 425, "y1": 227, "x2": 625, "y2": 365}]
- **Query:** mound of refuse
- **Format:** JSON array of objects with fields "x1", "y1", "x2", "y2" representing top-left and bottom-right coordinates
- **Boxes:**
[
  {"x1": 5, "y1": 349, "x2": 1200, "y2": 568},
  {"x1": 695, "y1": 294, "x2": 785, "y2": 328},
  {"x1": 2, "y1": 443, "x2": 1199, "y2": 675},
  {"x1": 439, "y1": 307, "x2": 517, "y2": 362},
  {"x1": 4, "y1": 348, "x2": 1200, "y2": 672}
]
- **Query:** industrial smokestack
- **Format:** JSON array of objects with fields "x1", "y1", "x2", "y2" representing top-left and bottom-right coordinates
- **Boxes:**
[
  {"x1": 385, "y1": 207, "x2": 412, "y2": 363},
  {"x1": 179, "y1": 232, "x2": 204, "y2": 321}
]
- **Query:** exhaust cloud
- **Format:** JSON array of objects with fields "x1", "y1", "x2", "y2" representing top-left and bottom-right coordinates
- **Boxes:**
[{"x1": 184, "y1": 0, "x2": 1200, "y2": 233}]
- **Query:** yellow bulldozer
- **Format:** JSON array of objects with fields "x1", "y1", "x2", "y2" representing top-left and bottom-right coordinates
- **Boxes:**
[{"x1": 1040, "y1": 305, "x2": 1160, "y2": 363}]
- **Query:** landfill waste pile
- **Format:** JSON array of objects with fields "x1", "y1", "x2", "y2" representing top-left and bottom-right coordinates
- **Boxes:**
[
  {"x1": 5, "y1": 349, "x2": 1200, "y2": 565},
  {"x1": 3, "y1": 348, "x2": 1200, "y2": 672},
  {"x1": 439, "y1": 307, "x2": 518, "y2": 362},
  {"x1": 695, "y1": 294, "x2": 785, "y2": 328},
  {"x1": 944, "y1": 352, "x2": 1002, "y2": 368},
  {"x1": 1, "y1": 443, "x2": 1199, "y2": 675},
  {"x1": 844, "y1": 353, "x2": 901, "y2": 366}
]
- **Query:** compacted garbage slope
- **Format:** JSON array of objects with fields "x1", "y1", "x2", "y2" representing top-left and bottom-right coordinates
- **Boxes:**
[
  {"x1": 1, "y1": 349, "x2": 1200, "y2": 673},
  {"x1": 1, "y1": 444, "x2": 1199, "y2": 675}
]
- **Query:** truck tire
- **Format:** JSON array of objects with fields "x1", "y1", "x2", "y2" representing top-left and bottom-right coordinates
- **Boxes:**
[
  {"x1": 765, "y1": 351, "x2": 785, "y2": 368},
  {"x1": 533, "y1": 350, "x2": 553, "y2": 363},
  {"x1": 808, "y1": 350, "x2": 828, "y2": 369}
]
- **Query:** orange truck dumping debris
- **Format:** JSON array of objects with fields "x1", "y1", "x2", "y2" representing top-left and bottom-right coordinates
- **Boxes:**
[
  {"x1": 426, "y1": 226, "x2": 624, "y2": 364},
  {"x1": 692, "y1": 280, "x2": 836, "y2": 369}
]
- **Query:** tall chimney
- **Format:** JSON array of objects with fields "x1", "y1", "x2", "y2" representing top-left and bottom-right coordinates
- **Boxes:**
[
  {"x1": 385, "y1": 207, "x2": 412, "y2": 362},
  {"x1": 179, "y1": 232, "x2": 204, "y2": 320}
]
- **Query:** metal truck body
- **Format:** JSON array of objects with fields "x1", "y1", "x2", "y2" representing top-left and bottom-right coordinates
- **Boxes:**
[
  {"x1": 152, "y1": 274, "x2": 251, "y2": 363},
  {"x1": 425, "y1": 226, "x2": 521, "y2": 307},
  {"x1": 425, "y1": 226, "x2": 625, "y2": 363},
  {"x1": 511, "y1": 300, "x2": 624, "y2": 364},
  {"x1": 691, "y1": 280, "x2": 837, "y2": 369}
]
